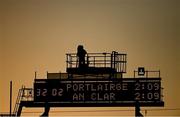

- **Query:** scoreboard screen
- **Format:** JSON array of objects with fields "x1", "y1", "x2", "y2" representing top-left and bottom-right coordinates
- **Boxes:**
[{"x1": 34, "y1": 78, "x2": 163, "y2": 106}]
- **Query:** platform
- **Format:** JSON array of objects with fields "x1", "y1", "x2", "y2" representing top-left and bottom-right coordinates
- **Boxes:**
[
  {"x1": 66, "y1": 52, "x2": 127, "y2": 77},
  {"x1": 20, "y1": 101, "x2": 164, "y2": 108},
  {"x1": 67, "y1": 67, "x2": 117, "y2": 74}
]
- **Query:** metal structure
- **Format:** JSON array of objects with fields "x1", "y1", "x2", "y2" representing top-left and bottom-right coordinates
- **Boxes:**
[
  {"x1": 66, "y1": 51, "x2": 127, "y2": 78},
  {"x1": 2, "y1": 51, "x2": 164, "y2": 116},
  {"x1": 34, "y1": 78, "x2": 163, "y2": 106}
]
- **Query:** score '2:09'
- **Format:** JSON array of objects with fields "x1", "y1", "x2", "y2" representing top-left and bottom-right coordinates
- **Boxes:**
[
  {"x1": 135, "y1": 92, "x2": 160, "y2": 100},
  {"x1": 135, "y1": 82, "x2": 160, "y2": 91},
  {"x1": 134, "y1": 82, "x2": 160, "y2": 101}
]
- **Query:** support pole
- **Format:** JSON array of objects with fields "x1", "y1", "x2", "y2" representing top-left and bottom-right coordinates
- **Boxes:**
[
  {"x1": 135, "y1": 101, "x2": 143, "y2": 117},
  {"x1": 10, "y1": 81, "x2": 12, "y2": 116},
  {"x1": 17, "y1": 105, "x2": 23, "y2": 116},
  {"x1": 35, "y1": 71, "x2": 37, "y2": 79}
]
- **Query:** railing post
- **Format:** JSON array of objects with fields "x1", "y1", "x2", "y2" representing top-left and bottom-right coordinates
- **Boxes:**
[
  {"x1": 35, "y1": 71, "x2": 37, "y2": 79},
  {"x1": 66, "y1": 54, "x2": 69, "y2": 68},
  {"x1": 103, "y1": 53, "x2": 107, "y2": 68},
  {"x1": 93, "y1": 56, "x2": 95, "y2": 67}
]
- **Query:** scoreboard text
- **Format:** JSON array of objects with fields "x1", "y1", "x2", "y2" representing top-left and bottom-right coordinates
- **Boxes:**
[{"x1": 34, "y1": 78, "x2": 162, "y2": 105}]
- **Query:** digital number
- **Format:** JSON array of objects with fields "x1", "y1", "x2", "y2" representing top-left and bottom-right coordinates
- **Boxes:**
[
  {"x1": 36, "y1": 89, "x2": 41, "y2": 96},
  {"x1": 42, "y1": 89, "x2": 47, "y2": 96},
  {"x1": 135, "y1": 82, "x2": 160, "y2": 91},
  {"x1": 147, "y1": 83, "x2": 160, "y2": 91},
  {"x1": 36, "y1": 88, "x2": 64, "y2": 97},
  {"x1": 147, "y1": 83, "x2": 153, "y2": 90},
  {"x1": 52, "y1": 88, "x2": 63, "y2": 96},
  {"x1": 147, "y1": 93, "x2": 153, "y2": 100},
  {"x1": 135, "y1": 93, "x2": 141, "y2": 100},
  {"x1": 154, "y1": 83, "x2": 160, "y2": 90},
  {"x1": 147, "y1": 92, "x2": 160, "y2": 100},
  {"x1": 135, "y1": 92, "x2": 160, "y2": 100},
  {"x1": 36, "y1": 88, "x2": 47, "y2": 97},
  {"x1": 135, "y1": 83, "x2": 141, "y2": 90},
  {"x1": 154, "y1": 92, "x2": 160, "y2": 100}
]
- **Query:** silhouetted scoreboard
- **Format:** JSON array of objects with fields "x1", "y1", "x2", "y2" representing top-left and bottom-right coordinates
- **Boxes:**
[{"x1": 34, "y1": 78, "x2": 164, "y2": 107}]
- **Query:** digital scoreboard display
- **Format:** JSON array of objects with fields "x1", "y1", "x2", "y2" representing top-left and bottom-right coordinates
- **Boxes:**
[{"x1": 34, "y1": 78, "x2": 163, "y2": 106}]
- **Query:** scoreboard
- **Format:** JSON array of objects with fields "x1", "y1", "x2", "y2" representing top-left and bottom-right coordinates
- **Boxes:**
[{"x1": 34, "y1": 78, "x2": 164, "y2": 107}]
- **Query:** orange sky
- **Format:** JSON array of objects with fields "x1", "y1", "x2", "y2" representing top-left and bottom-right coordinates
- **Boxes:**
[{"x1": 0, "y1": 0, "x2": 180, "y2": 116}]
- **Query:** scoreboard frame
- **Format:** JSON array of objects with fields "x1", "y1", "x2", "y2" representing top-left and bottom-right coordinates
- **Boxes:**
[{"x1": 34, "y1": 78, "x2": 164, "y2": 107}]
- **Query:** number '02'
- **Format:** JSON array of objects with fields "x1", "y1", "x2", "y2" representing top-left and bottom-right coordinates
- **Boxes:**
[{"x1": 52, "y1": 88, "x2": 63, "y2": 96}]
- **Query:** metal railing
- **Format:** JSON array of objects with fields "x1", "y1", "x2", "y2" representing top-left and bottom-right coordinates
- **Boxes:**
[
  {"x1": 66, "y1": 51, "x2": 127, "y2": 73},
  {"x1": 13, "y1": 86, "x2": 33, "y2": 116},
  {"x1": 134, "y1": 70, "x2": 161, "y2": 78}
]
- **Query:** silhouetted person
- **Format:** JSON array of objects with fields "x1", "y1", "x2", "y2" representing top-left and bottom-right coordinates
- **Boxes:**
[{"x1": 77, "y1": 45, "x2": 87, "y2": 68}]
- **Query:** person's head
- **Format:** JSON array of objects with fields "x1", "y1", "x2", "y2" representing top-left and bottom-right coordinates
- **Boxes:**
[{"x1": 77, "y1": 45, "x2": 84, "y2": 51}]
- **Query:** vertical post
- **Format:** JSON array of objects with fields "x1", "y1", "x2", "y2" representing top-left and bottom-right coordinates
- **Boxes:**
[
  {"x1": 135, "y1": 101, "x2": 143, "y2": 117},
  {"x1": 146, "y1": 71, "x2": 148, "y2": 78},
  {"x1": 59, "y1": 71, "x2": 61, "y2": 79},
  {"x1": 113, "y1": 51, "x2": 115, "y2": 69},
  {"x1": 35, "y1": 71, "x2": 37, "y2": 79},
  {"x1": 17, "y1": 105, "x2": 23, "y2": 116},
  {"x1": 145, "y1": 110, "x2": 147, "y2": 116},
  {"x1": 66, "y1": 54, "x2": 68, "y2": 68},
  {"x1": 111, "y1": 53, "x2": 113, "y2": 69},
  {"x1": 93, "y1": 56, "x2": 95, "y2": 67},
  {"x1": 47, "y1": 71, "x2": 48, "y2": 79},
  {"x1": 103, "y1": 53, "x2": 106, "y2": 68},
  {"x1": 10, "y1": 81, "x2": 12, "y2": 116}
]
